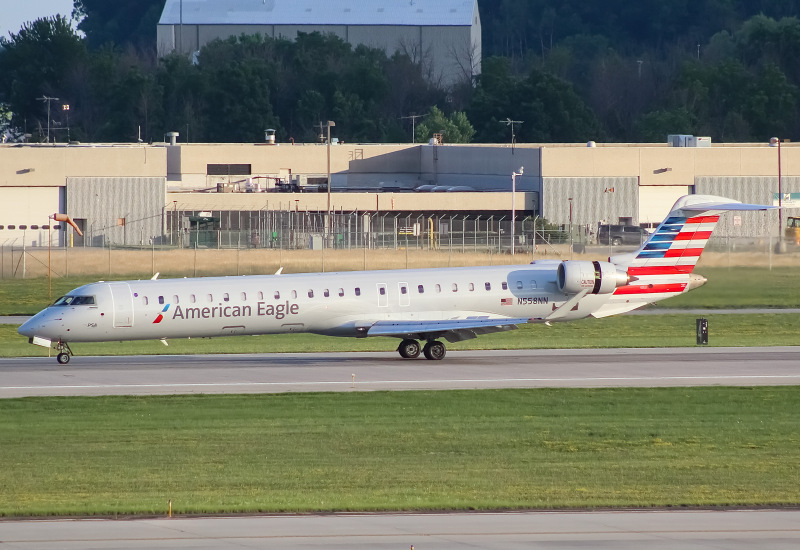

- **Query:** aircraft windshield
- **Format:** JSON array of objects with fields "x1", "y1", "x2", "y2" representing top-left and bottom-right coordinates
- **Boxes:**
[{"x1": 53, "y1": 295, "x2": 96, "y2": 306}]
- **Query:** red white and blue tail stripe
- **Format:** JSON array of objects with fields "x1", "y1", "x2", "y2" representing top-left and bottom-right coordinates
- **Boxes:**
[{"x1": 610, "y1": 195, "x2": 772, "y2": 299}]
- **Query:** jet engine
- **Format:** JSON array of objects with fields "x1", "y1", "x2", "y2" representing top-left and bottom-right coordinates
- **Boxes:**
[{"x1": 556, "y1": 260, "x2": 629, "y2": 295}]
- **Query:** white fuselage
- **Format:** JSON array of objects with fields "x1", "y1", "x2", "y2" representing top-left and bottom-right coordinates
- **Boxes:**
[{"x1": 20, "y1": 262, "x2": 646, "y2": 344}]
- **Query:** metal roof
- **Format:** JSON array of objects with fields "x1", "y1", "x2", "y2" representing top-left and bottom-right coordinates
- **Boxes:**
[{"x1": 159, "y1": 0, "x2": 478, "y2": 27}]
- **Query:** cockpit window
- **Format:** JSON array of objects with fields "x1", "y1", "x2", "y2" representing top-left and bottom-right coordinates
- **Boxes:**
[{"x1": 53, "y1": 295, "x2": 96, "y2": 306}]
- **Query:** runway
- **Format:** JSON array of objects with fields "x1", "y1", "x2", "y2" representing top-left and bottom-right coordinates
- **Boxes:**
[
  {"x1": 2, "y1": 510, "x2": 800, "y2": 549},
  {"x1": 1, "y1": 346, "x2": 798, "y2": 398}
]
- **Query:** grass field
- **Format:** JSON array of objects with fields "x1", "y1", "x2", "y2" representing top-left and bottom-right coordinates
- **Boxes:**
[{"x1": 1, "y1": 388, "x2": 798, "y2": 516}]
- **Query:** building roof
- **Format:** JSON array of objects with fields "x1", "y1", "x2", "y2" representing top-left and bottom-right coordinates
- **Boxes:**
[{"x1": 159, "y1": 0, "x2": 478, "y2": 27}]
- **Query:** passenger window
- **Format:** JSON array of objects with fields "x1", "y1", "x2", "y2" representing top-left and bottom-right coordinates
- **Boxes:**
[
  {"x1": 257, "y1": 291, "x2": 263, "y2": 300},
  {"x1": 501, "y1": 282, "x2": 508, "y2": 291},
  {"x1": 274, "y1": 291, "x2": 280, "y2": 300},
  {"x1": 468, "y1": 283, "x2": 474, "y2": 291},
  {"x1": 516, "y1": 281, "x2": 523, "y2": 290},
  {"x1": 418, "y1": 284, "x2": 424, "y2": 293},
  {"x1": 158, "y1": 296, "x2": 164, "y2": 305},
  {"x1": 530, "y1": 281, "x2": 537, "y2": 289},
  {"x1": 190, "y1": 294, "x2": 196, "y2": 303},
  {"x1": 324, "y1": 289, "x2": 330, "y2": 297},
  {"x1": 223, "y1": 293, "x2": 230, "y2": 302},
  {"x1": 338, "y1": 288, "x2": 344, "y2": 297},
  {"x1": 143, "y1": 296, "x2": 149, "y2": 305},
  {"x1": 452, "y1": 283, "x2": 458, "y2": 292},
  {"x1": 207, "y1": 294, "x2": 213, "y2": 302},
  {"x1": 379, "y1": 287, "x2": 386, "y2": 295},
  {"x1": 435, "y1": 284, "x2": 441, "y2": 293},
  {"x1": 291, "y1": 290, "x2": 297, "y2": 299},
  {"x1": 355, "y1": 287, "x2": 361, "y2": 296},
  {"x1": 485, "y1": 282, "x2": 491, "y2": 291},
  {"x1": 308, "y1": 290, "x2": 314, "y2": 298},
  {"x1": 241, "y1": 292, "x2": 247, "y2": 300},
  {"x1": 173, "y1": 295, "x2": 179, "y2": 304},
  {"x1": 401, "y1": 286, "x2": 408, "y2": 295}
]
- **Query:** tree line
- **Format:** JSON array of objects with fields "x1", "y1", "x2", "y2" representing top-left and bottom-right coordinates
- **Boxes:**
[{"x1": 1, "y1": 0, "x2": 799, "y2": 144}]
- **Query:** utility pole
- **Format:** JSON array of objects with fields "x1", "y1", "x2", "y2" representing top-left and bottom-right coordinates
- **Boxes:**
[
  {"x1": 503, "y1": 118, "x2": 523, "y2": 154},
  {"x1": 400, "y1": 114, "x2": 424, "y2": 143},
  {"x1": 37, "y1": 96, "x2": 60, "y2": 143}
]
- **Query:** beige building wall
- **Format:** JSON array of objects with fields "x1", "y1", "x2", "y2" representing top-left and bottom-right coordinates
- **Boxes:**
[{"x1": 0, "y1": 145, "x2": 166, "y2": 188}]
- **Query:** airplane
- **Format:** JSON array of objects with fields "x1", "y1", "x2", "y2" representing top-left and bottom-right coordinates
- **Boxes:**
[{"x1": 19, "y1": 194, "x2": 772, "y2": 364}]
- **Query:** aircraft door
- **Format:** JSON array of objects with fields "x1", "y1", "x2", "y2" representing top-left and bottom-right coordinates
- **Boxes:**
[
  {"x1": 108, "y1": 283, "x2": 134, "y2": 328},
  {"x1": 398, "y1": 282, "x2": 410, "y2": 307},
  {"x1": 377, "y1": 283, "x2": 388, "y2": 307}
]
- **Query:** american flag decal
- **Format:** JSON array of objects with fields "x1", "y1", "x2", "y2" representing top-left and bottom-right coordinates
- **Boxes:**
[{"x1": 500, "y1": 298, "x2": 513, "y2": 306}]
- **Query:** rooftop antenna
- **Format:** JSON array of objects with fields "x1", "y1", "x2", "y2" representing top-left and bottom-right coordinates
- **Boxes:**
[{"x1": 503, "y1": 118, "x2": 523, "y2": 154}]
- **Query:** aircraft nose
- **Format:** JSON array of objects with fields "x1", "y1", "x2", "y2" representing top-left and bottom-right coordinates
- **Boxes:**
[{"x1": 18, "y1": 317, "x2": 36, "y2": 338}]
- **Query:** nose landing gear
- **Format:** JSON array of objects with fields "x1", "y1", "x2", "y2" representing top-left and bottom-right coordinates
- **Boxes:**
[{"x1": 55, "y1": 341, "x2": 73, "y2": 364}]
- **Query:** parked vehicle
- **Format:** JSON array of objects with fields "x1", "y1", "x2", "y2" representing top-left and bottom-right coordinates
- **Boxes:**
[{"x1": 597, "y1": 224, "x2": 649, "y2": 246}]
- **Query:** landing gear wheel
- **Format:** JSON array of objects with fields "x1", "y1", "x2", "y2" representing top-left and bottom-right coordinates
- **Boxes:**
[
  {"x1": 398, "y1": 339, "x2": 421, "y2": 359},
  {"x1": 422, "y1": 340, "x2": 446, "y2": 360},
  {"x1": 55, "y1": 341, "x2": 73, "y2": 365}
]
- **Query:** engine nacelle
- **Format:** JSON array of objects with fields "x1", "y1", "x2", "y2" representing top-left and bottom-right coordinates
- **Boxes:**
[{"x1": 556, "y1": 261, "x2": 629, "y2": 295}]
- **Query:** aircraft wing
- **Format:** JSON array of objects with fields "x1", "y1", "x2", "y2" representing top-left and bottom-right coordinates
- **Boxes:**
[{"x1": 366, "y1": 317, "x2": 531, "y2": 343}]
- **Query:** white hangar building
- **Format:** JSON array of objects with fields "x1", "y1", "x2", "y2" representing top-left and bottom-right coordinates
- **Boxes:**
[{"x1": 157, "y1": 0, "x2": 482, "y2": 88}]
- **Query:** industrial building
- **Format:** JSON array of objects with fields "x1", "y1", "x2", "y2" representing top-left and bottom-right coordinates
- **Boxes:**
[
  {"x1": 157, "y1": 0, "x2": 482, "y2": 88},
  {"x1": 1, "y1": 137, "x2": 797, "y2": 251}
]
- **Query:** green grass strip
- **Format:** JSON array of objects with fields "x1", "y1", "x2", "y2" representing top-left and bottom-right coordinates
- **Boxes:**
[{"x1": 2, "y1": 387, "x2": 799, "y2": 516}]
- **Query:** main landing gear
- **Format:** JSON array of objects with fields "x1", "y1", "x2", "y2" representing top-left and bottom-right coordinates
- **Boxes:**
[
  {"x1": 397, "y1": 339, "x2": 446, "y2": 360},
  {"x1": 55, "y1": 341, "x2": 73, "y2": 364}
]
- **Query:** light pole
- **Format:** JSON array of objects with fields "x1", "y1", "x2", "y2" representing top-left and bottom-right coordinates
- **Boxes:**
[
  {"x1": 770, "y1": 137, "x2": 786, "y2": 253},
  {"x1": 511, "y1": 167, "x2": 523, "y2": 255},
  {"x1": 325, "y1": 120, "x2": 335, "y2": 244},
  {"x1": 568, "y1": 197, "x2": 574, "y2": 259}
]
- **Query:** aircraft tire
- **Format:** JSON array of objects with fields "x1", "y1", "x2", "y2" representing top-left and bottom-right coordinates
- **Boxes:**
[
  {"x1": 57, "y1": 352, "x2": 70, "y2": 365},
  {"x1": 398, "y1": 339, "x2": 421, "y2": 359},
  {"x1": 423, "y1": 341, "x2": 446, "y2": 360}
]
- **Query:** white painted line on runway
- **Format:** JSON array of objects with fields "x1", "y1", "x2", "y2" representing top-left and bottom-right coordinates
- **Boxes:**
[{"x1": 4, "y1": 374, "x2": 800, "y2": 391}]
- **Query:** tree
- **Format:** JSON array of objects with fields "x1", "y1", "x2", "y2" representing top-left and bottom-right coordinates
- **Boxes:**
[
  {"x1": 74, "y1": 0, "x2": 165, "y2": 51},
  {"x1": 414, "y1": 106, "x2": 475, "y2": 143},
  {"x1": 468, "y1": 57, "x2": 603, "y2": 143},
  {"x1": 0, "y1": 16, "x2": 87, "y2": 141}
]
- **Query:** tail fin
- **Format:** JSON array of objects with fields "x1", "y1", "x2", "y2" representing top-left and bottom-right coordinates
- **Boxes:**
[{"x1": 610, "y1": 195, "x2": 772, "y2": 297}]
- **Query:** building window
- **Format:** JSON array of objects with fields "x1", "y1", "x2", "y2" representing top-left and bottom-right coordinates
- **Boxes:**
[{"x1": 206, "y1": 163, "x2": 252, "y2": 175}]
